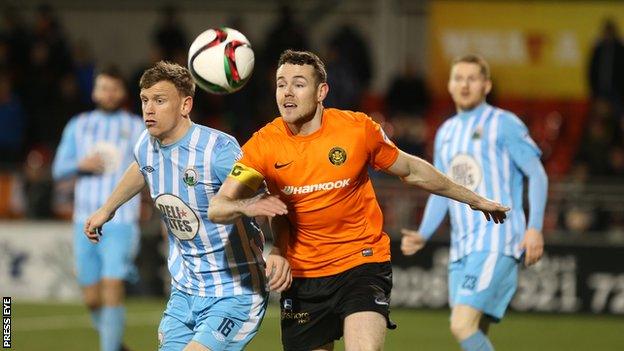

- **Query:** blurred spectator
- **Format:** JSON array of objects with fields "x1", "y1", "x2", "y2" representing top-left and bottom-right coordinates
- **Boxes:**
[
  {"x1": 588, "y1": 19, "x2": 624, "y2": 112},
  {"x1": 327, "y1": 24, "x2": 373, "y2": 89},
  {"x1": 32, "y1": 3, "x2": 73, "y2": 77},
  {"x1": 0, "y1": 70, "x2": 25, "y2": 165},
  {"x1": 385, "y1": 62, "x2": 430, "y2": 155},
  {"x1": 22, "y1": 4, "x2": 73, "y2": 150},
  {"x1": 47, "y1": 73, "x2": 90, "y2": 147},
  {"x1": 574, "y1": 101, "x2": 618, "y2": 177},
  {"x1": 324, "y1": 41, "x2": 361, "y2": 110},
  {"x1": 152, "y1": 5, "x2": 188, "y2": 62},
  {"x1": 71, "y1": 40, "x2": 96, "y2": 106},
  {"x1": 607, "y1": 146, "x2": 624, "y2": 178},
  {"x1": 23, "y1": 146, "x2": 54, "y2": 218},
  {"x1": 556, "y1": 166, "x2": 609, "y2": 235},
  {"x1": 1, "y1": 5, "x2": 33, "y2": 90},
  {"x1": 263, "y1": 3, "x2": 309, "y2": 65},
  {"x1": 386, "y1": 61, "x2": 430, "y2": 117}
]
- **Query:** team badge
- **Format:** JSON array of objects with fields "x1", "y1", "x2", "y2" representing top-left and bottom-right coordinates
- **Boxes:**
[
  {"x1": 328, "y1": 147, "x2": 347, "y2": 166},
  {"x1": 183, "y1": 168, "x2": 198, "y2": 186},
  {"x1": 472, "y1": 127, "x2": 482, "y2": 140}
]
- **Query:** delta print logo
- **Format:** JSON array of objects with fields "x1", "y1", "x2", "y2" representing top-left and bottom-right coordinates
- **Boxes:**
[
  {"x1": 328, "y1": 147, "x2": 347, "y2": 166},
  {"x1": 183, "y1": 168, "x2": 198, "y2": 186},
  {"x1": 154, "y1": 193, "x2": 200, "y2": 240}
]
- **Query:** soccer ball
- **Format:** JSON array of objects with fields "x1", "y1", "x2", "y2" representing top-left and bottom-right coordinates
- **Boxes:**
[{"x1": 188, "y1": 27, "x2": 254, "y2": 94}]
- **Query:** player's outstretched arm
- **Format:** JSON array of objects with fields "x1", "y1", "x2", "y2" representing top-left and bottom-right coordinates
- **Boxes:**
[
  {"x1": 387, "y1": 150, "x2": 509, "y2": 223},
  {"x1": 209, "y1": 178, "x2": 288, "y2": 224},
  {"x1": 84, "y1": 162, "x2": 146, "y2": 242}
]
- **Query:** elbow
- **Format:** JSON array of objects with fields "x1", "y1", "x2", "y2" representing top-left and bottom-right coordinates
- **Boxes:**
[
  {"x1": 207, "y1": 200, "x2": 220, "y2": 222},
  {"x1": 207, "y1": 197, "x2": 227, "y2": 224},
  {"x1": 405, "y1": 176, "x2": 447, "y2": 194}
]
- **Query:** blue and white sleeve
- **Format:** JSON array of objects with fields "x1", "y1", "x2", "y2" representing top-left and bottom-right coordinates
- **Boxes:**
[
  {"x1": 52, "y1": 118, "x2": 79, "y2": 180},
  {"x1": 417, "y1": 129, "x2": 450, "y2": 240},
  {"x1": 212, "y1": 136, "x2": 242, "y2": 183},
  {"x1": 500, "y1": 114, "x2": 548, "y2": 231}
]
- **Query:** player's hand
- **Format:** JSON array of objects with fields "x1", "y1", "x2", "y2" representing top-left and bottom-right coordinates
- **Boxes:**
[
  {"x1": 84, "y1": 207, "x2": 115, "y2": 243},
  {"x1": 242, "y1": 193, "x2": 288, "y2": 218},
  {"x1": 78, "y1": 154, "x2": 106, "y2": 174},
  {"x1": 400, "y1": 229, "x2": 427, "y2": 256},
  {"x1": 521, "y1": 228, "x2": 544, "y2": 266},
  {"x1": 265, "y1": 247, "x2": 292, "y2": 292},
  {"x1": 470, "y1": 198, "x2": 510, "y2": 224}
]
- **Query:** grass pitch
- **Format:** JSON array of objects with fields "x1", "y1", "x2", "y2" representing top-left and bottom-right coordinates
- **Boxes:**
[{"x1": 10, "y1": 298, "x2": 623, "y2": 350}]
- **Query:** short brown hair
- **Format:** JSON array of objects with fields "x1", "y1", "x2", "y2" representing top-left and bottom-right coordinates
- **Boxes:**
[
  {"x1": 451, "y1": 54, "x2": 490, "y2": 79},
  {"x1": 96, "y1": 64, "x2": 127, "y2": 88},
  {"x1": 278, "y1": 50, "x2": 327, "y2": 84},
  {"x1": 139, "y1": 61, "x2": 195, "y2": 97}
]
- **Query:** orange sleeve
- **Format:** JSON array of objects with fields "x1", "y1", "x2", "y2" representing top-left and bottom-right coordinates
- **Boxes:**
[{"x1": 363, "y1": 114, "x2": 399, "y2": 170}]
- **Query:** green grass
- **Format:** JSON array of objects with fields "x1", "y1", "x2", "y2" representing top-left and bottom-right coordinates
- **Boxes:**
[{"x1": 10, "y1": 299, "x2": 623, "y2": 350}]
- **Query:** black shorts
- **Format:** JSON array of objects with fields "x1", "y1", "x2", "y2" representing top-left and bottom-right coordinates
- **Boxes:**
[{"x1": 280, "y1": 262, "x2": 396, "y2": 351}]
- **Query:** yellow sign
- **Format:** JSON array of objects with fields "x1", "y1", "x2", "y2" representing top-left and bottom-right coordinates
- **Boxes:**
[{"x1": 429, "y1": 1, "x2": 624, "y2": 98}]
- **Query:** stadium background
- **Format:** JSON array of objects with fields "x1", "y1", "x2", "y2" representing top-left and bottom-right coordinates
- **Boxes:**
[{"x1": 0, "y1": 0, "x2": 623, "y2": 349}]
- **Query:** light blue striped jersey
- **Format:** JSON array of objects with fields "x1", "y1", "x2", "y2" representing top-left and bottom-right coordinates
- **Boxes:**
[
  {"x1": 432, "y1": 103, "x2": 541, "y2": 261},
  {"x1": 133, "y1": 123, "x2": 266, "y2": 297},
  {"x1": 52, "y1": 110, "x2": 144, "y2": 224}
]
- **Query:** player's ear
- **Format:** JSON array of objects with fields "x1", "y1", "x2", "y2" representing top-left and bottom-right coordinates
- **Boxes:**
[
  {"x1": 317, "y1": 82, "x2": 329, "y2": 103},
  {"x1": 181, "y1": 96, "x2": 193, "y2": 117},
  {"x1": 484, "y1": 79, "x2": 492, "y2": 95}
]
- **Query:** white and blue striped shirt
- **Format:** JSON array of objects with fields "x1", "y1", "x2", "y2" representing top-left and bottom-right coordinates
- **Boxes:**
[
  {"x1": 419, "y1": 103, "x2": 542, "y2": 261},
  {"x1": 134, "y1": 123, "x2": 266, "y2": 297},
  {"x1": 52, "y1": 110, "x2": 144, "y2": 224}
]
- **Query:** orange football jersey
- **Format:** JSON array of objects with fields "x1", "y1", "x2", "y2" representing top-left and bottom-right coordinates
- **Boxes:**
[{"x1": 230, "y1": 108, "x2": 399, "y2": 277}]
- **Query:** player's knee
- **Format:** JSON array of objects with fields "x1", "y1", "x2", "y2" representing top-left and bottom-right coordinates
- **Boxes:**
[
  {"x1": 450, "y1": 317, "x2": 478, "y2": 341},
  {"x1": 101, "y1": 279, "x2": 125, "y2": 306},
  {"x1": 83, "y1": 295, "x2": 101, "y2": 310}
]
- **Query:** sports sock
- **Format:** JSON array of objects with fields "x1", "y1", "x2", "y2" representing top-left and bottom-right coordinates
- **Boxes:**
[
  {"x1": 460, "y1": 330, "x2": 494, "y2": 351},
  {"x1": 101, "y1": 306, "x2": 125, "y2": 351},
  {"x1": 89, "y1": 308, "x2": 102, "y2": 331}
]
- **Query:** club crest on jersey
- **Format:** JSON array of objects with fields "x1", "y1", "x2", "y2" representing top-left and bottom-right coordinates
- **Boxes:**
[
  {"x1": 472, "y1": 127, "x2": 482, "y2": 140},
  {"x1": 328, "y1": 147, "x2": 347, "y2": 166},
  {"x1": 183, "y1": 168, "x2": 198, "y2": 186}
]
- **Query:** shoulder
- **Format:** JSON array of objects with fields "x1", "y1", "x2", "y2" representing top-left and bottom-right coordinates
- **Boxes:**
[
  {"x1": 194, "y1": 124, "x2": 241, "y2": 151},
  {"x1": 437, "y1": 116, "x2": 457, "y2": 134},
  {"x1": 64, "y1": 111, "x2": 92, "y2": 131},
  {"x1": 434, "y1": 115, "x2": 459, "y2": 143},
  {"x1": 134, "y1": 129, "x2": 151, "y2": 149},
  {"x1": 247, "y1": 117, "x2": 286, "y2": 142},
  {"x1": 494, "y1": 108, "x2": 524, "y2": 127},
  {"x1": 493, "y1": 108, "x2": 529, "y2": 137},
  {"x1": 326, "y1": 108, "x2": 371, "y2": 126}
]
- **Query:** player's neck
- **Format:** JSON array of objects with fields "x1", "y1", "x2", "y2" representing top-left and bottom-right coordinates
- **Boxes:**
[
  {"x1": 159, "y1": 118, "x2": 192, "y2": 146},
  {"x1": 286, "y1": 105, "x2": 324, "y2": 136},
  {"x1": 456, "y1": 100, "x2": 487, "y2": 114}
]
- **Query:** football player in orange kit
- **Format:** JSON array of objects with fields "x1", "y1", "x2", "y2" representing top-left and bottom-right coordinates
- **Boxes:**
[{"x1": 208, "y1": 50, "x2": 509, "y2": 351}]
